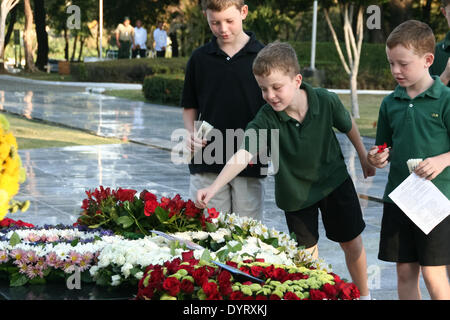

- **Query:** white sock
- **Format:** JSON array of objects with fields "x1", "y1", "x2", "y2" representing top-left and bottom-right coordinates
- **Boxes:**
[{"x1": 359, "y1": 293, "x2": 372, "y2": 300}]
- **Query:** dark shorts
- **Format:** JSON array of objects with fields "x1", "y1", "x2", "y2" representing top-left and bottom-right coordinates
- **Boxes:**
[
  {"x1": 284, "y1": 177, "x2": 366, "y2": 248},
  {"x1": 378, "y1": 202, "x2": 450, "y2": 266}
]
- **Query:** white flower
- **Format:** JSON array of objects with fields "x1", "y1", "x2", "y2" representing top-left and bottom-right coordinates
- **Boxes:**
[
  {"x1": 135, "y1": 271, "x2": 143, "y2": 280},
  {"x1": 111, "y1": 275, "x2": 121, "y2": 286},
  {"x1": 121, "y1": 263, "x2": 133, "y2": 278}
]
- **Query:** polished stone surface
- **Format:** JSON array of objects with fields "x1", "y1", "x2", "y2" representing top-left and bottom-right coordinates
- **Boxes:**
[{"x1": 1, "y1": 77, "x2": 431, "y2": 300}]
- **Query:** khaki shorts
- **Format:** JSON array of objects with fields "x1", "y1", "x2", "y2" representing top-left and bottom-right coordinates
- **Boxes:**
[{"x1": 189, "y1": 173, "x2": 265, "y2": 221}]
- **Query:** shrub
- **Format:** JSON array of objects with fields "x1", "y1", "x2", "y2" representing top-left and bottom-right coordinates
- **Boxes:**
[
  {"x1": 142, "y1": 74, "x2": 185, "y2": 106},
  {"x1": 70, "y1": 58, "x2": 188, "y2": 83}
]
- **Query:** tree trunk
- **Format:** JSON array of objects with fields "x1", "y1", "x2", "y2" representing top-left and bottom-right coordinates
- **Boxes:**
[
  {"x1": 70, "y1": 32, "x2": 78, "y2": 62},
  {"x1": 350, "y1": 72, "x2": 359, "y2": 119},
  {"x1": 0, "y1": 0, "x2": 20, "y2": 72},
  {"x1": 4, "y1": 4, "x2": 16, "y2": 47},
  {"x1": 64, "y1": 27, "x2": 69, "y2": 61},
  {"x1": 33, "y1": 0, "x2": 49, "y2": 71},
  {"x1": 77, "y1": 36, "x2": 85, "y2": 62},
  {"x1": 388, "y1": 0, "x2": 413, "y2": 34},
  {"x1": 23, "y1": 0, "x2": 37, "y2": 72}
]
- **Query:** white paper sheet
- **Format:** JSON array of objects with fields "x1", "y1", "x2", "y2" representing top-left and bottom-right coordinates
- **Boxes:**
[{"x1": 388, "y1": 173, "x2": 450, "y2": 235}]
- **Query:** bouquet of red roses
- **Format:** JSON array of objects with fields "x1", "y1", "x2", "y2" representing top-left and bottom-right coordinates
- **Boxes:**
[
  {"x1": 76, "y1": 186, "x2": 219, "y2": 238},
  {"x1": 136, "y1": 252, "x2": 360, "y2": 300}
]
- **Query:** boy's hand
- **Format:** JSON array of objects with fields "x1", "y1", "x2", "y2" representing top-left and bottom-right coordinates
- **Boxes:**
[
  {"x1": 367, "y1": 145, "x2": 390, "y2": 169},
  {"x1": 359, "y1": 155, "x2": 376, "y2": 178},
  {"x1": 195, "y1": 186, "x2": 216, "y2": 209},
  {"x1": 414, "y1": 156, "x2": 447, "y2": 180},
  {"x1": 186, "y1": 131, "x2": 207, "y2": 153}
]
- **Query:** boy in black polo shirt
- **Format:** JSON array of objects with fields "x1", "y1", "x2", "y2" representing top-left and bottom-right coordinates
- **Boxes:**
[
  {"x1": 181, "y1": 0, "x2": 266, "y2": 221},
  {"x1": 368, "y1": 20, "x2": 450, "y2": 300},
  {"x1": 195, "y1": 42, "x2": 375, "y2": 300}
]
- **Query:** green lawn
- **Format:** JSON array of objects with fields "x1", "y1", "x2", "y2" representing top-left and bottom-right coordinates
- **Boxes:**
[
  {"x1": 3, "y1": 112, "x2": 125, "y2": 149},
  {"x1": 338, "y1": 94, "x2": 386, "y2": 138},
  {"x1": 11, "y1": 71, "x2": 76, "y2": 82}
]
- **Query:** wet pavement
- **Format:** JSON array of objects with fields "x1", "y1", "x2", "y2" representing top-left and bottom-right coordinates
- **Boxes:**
[{"x1": 0, "y1": 76, "x2": 431, "y2": 300}]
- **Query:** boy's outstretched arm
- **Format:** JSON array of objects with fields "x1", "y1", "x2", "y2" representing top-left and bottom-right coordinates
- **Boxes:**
[
  {"x1": 414, "y1": 151, "x2": 450, "y2": 180},
  {"x1": 195, "y1": 149, "x2": 254, "y2": 209},
  {"x1": 346, "y1": 118, "x2": 376, "y2": 178}
]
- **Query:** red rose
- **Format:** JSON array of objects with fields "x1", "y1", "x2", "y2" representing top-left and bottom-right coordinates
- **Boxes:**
[
  {"x1": 230, "y1": 291, "x2": 244, "y2": 300},
  {"x1": 250, "y1": 266, "x2": 264, "y2": 277},
  {"x1": 193, "y1": 267, "x2": 209, "y2": 286},
  {"x1": 377, "y1": 142, "x2": 388, "y2": 153},
  {"x1": 162, "y1": 277, "x2": 181, "y2": 297},
  {"x1": 144, "y1": 199, "x2": 158, "y2": 216},
  {"x1": 184, "y1": 200, "x2": 200, "y2": 218},
  {"x1": 207, "y1": 208, "x2": 219, "y2": 219},
  {"x1": 269, "y1": 294, "x2": 281, "y2": 300},
  {"x1": 226, "y1": 261, "x2": 238, "y2": 269},
  {"x1": 164, "y1": 258, "x2": 181, "y2": 274},
  {"x1": 284, "y1": 292, "x2": 301, "y2": 300},
  {"x1": 219, "y1": 284, "x2": 233, "y2": 297},
  {"x1": 272, "y1": 267, "x2": 288, "y2": 281},
  {"x1": 181, "y1": 251, "x2": 194, "y2": 262},
  {"x1": 202, "y1": 281, "x2": 218, "y2": 297},
  {"x1": 322, "y1": 283, "x2": 338, "y2": 299},
  {"x1": 263, "y1": 265, "x2": 275, "y2": 278},
  {"x1": 217, "y1": 270, "x2": 231, "y2": 285},
  {"x1": 255, "y1": 295, "x2": 268, "y2": 300},
  {"x1": 114, "y1": 188, "x2": 137, "y2": 202},
  {"x1": 309, "y1": 289, "x2": 327, "y2": 300},
  {"x1": 81, "y1": 199, "x2": 90, "y2": 210},
  {"x1": 180, "y1": 279, "x2": 194, "y2": 294},
  {"x1": 143, "y1": 191, "x2": 157, "y2": 202}
]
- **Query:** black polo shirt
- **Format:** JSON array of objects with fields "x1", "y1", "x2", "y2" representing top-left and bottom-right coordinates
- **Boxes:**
[{"x1": 181, "y1": 31, "x2": 266, "y2": 178}]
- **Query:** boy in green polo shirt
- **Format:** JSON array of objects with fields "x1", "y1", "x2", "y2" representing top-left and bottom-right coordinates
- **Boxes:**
[
  {"x1": 368, "y1": 20, "x2": 450, "y2": 300},
  {"x1": 430, "y1": 0, "x2": 450, "y2": 86},
  {"x1": 196, "y1": 42, "x2": 375, "y2": 299}
]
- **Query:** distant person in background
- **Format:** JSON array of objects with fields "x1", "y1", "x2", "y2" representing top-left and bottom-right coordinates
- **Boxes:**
[
  {"x1": 153, "y1": 21, "x2": 167, "y2": 58},
  {"x1": 115, "y1": 17, "x2": 135, "y2": 59},
  {"x1": 133, "y1": 19, "x2": 147, "y2": 58},
  {"x1": 430, "y1": 0, "x2": 450, "y2": 86},
  {"x1": 169, "y1": 28, "x2": 179, "y2": 57}
]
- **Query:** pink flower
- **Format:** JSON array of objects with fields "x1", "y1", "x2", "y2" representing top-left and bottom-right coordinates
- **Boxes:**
[
  {"x1": 0, "y1": 250, "x2": 9, "y2": 263},
  {"x1": 10, "y1": 249, "x2": 25, "y2": 263},
  {"x1": 45, "y1": 252, "x2": 60, "y2": 267},
  {"x1": 25, "y1": 251, "x2": 38, "y2": 263},
  {"x1": 68, "y1": 251, "x2": 81, "y2": 264},
  {"x1": 26, "y1": 233, "x2": 40, "y2": 242},
  {"x1": 26, "y1": 265, "x2": 44, "y2": 279}
]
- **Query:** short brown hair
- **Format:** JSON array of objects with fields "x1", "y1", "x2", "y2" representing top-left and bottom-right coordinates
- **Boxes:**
[
  {"x1": 252, "y1": 42, "x2": 300, "y2": 78},
  {"x1": 201, "y1": 0, "x2": 244, "y2": 11},
  {"x1": 386, "y1": 20, "x2": 435, "y2": 56}
]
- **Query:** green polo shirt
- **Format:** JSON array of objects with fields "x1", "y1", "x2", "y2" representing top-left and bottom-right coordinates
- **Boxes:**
[
  {"x1": 375, "y1": 76, "x2": 450, "y2": 203},
  {"x1": 241, "y1": 82, "x2": 352, "y2": 212},
  {"x1": 430, "y1": 31, "x2": 450, "y2": 87}
]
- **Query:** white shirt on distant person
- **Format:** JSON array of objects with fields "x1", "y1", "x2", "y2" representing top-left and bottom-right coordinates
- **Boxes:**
[
  {"x1": 134, "y1": 26, "x2": 147, "y2": 49},
  {"x1": 153, "y1": 27, "x2": 167, "y2": 51}
]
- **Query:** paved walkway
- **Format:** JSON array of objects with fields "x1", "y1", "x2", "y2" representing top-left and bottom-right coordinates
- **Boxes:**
[{"x1": 0, "y1": 76, "x2": 431, "y2": 300}]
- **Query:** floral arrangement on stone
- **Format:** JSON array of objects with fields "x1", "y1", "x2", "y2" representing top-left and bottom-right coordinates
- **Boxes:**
[
  {"x1": 135, "y1": 253, "x2": 360, "y2": 300},
  {"x1": 0, "y1": 224, "x2": 114, "y2": 286},
  {"x1": 76, "y1": 187, "x2": 217, "y2": 238},
  {"x1": 0, "y1": 114, "x2": 29, "y2": 220}
]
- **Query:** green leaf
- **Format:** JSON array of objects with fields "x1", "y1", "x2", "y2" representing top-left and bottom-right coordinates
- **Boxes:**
[
  {"x1": 29, "y1": 277, "x2": 46, "y2": 285},
  {"x1": 117, "y1": 216, "x2": 134, "y2": 229},
  {"x1": 205, "y1": 222, "x2": 217, "y2": 232},
  {"x1": 9, "y1": 232, "x2": 21, "y2": 247},
  {"x1": 155, "y1": 207, "x2": 169, "y2": 222},
  {"x1": 70, "y1": 239, "x2": 79, "y2": 247},
  {"x1": 200, "y1": 249, "x2": 212, "y2": 263},
  {"x1": 10, "y1": 273, "x2": 28, "y2": 287}
]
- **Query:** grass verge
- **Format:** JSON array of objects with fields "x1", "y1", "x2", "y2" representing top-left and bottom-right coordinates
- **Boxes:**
[{"x1": 2, "y1": 112, "x2": 125, "y2": 149}]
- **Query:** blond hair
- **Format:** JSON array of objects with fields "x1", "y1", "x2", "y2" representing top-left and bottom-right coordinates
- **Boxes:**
[
  {"x1": 252, "y1": 42, "x2": 300, "y2": 78},
  {"x1": 386, "y1": 20, "x2": 435, "y2": 56},
  {"x1": 201, "y1": 0, "x2": 245, "y2": 11}
]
